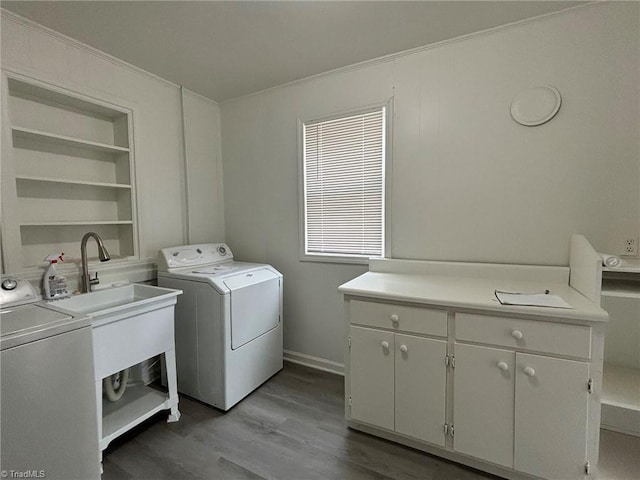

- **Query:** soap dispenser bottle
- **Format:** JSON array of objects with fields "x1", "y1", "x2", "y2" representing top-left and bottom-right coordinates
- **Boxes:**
[{"x1": 43, "y1": 253, "x2": 69, "y2": 300}]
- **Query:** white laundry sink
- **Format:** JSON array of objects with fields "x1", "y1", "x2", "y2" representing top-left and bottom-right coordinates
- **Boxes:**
[
  {"x1": 48, "y1": 282, "x2": 183, "y2": 453},
  {"x1": 52, "y1": 284, "x2": 182, "y2": 327}
]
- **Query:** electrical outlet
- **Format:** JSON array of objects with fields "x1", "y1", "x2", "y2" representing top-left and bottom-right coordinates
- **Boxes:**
[{"x1": 623, "y1": 237, "x2": 638, "y2": 256}]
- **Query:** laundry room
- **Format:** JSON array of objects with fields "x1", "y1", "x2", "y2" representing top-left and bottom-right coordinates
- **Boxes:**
[{"x1": 0, "y1": 1, "x2": 639, "y2": 480}]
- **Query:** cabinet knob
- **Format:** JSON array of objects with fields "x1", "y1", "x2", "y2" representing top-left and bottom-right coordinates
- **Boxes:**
[
  {"x1": 524, "y1": 366, "x2": 536, "y2": 377},
  {"x1": 400, "y1": 345, "x2": 408, "y2": 353},
  {"x1": 497, "y1": 361, "x2": 509, "y2": 371},
  {"x1": 381, "y1": 341, "x2": 390, "y2": 350},
  {"x1": 511, "y1": 330, "x2": 524, "y2": 340},
  {"x1": 390, "y1": 314, "x2": 399, "y2": 323}
]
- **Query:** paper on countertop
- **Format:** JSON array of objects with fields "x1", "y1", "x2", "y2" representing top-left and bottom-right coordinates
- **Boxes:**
[{"x1": 494, "y1": 290, "x2": 573, "y2": 309}]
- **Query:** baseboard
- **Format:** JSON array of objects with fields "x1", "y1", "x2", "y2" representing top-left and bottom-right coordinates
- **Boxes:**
[
  {"x1": 283, "y1": 350, "x2": 344, "y2": 376},
  {"x1": 601, "y1": 402, "x2": 640, "y2": 437}
]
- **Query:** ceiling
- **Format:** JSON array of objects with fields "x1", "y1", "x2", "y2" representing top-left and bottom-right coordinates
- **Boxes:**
[{"x1": 1, "y1": 1, "x2": 585, "y2": 102}]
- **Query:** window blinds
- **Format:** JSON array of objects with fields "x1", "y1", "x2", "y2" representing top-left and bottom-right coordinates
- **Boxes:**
[{"x1": 303, "y1": 107, "x2": 385, "y2": 257}]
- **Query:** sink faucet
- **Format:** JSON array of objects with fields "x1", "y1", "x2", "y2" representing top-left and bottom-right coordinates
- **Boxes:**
[{"x1": 81, "y1": 232, "x2": 111, "y2": 293}]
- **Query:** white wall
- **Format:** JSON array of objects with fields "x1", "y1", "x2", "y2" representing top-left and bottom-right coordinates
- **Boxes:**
[
  {"x1": 183, "y1": 89, "x2": 225, "y2": 244},
  {"x1": 222, "y1": 63, "x2": 394, "y2": 366},
  {"x1": 221, "y1": 3, "x2": 640, "y2": 366},
  {"x1": 0, "y1": 11, "x2": 224, "y2": 278}
]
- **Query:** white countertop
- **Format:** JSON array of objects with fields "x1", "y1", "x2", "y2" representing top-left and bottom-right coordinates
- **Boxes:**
[{"x1": 339, "y1": 271, "x2": 608, "y2": 323}]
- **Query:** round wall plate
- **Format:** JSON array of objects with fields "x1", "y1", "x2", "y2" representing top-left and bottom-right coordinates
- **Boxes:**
[{"x1": 510, "y1": 86, "x2": 562, "y2": 126}]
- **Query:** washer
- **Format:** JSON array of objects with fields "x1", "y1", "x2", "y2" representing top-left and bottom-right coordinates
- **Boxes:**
[
  {"x1": 157, "y1": 243, "x2": 283, "y2": 410},
  {"x1": 1, "y1": 276, "x2": 100, "y2": 479}
]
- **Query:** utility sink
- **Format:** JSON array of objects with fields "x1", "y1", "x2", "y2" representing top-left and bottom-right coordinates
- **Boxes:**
[
  {"x1": 47, "y1": 283, "x2": 184, "y2": 454},
  {"x1": 51, "y1": 284, "x2": 182, "y2": 327}
]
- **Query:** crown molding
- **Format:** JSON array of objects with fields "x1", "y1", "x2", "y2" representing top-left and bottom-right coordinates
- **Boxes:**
[
  {"x1": 1, "y1": 3, "x2": 601, "y2": 108},
  {"x1": 0, "y1": 8, "x2": 219, "y2": 106},
  {"x1": 220, "y1": 2, "x2": 602, "y2": 105}
]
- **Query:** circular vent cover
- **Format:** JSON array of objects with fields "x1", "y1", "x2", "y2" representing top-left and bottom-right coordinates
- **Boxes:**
[{"x1": 510, "y1": 86, "x2": 562, "y2": 126}]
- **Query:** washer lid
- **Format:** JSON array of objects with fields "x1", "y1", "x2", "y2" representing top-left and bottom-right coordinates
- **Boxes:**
[
  {"x1": 223, "y1": 268, "x2": 280, "y2": 290},
  {"x1": 1, "y1": 304, "x2": 87, "y2": 350}
]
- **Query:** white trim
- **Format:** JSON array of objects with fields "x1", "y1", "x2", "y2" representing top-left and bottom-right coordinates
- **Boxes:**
[
  {"x1": 181, "y1": 86, "x2": 218, "y2": 106},
  {"x1": 2, "y1": 3, "x2": 599, "y2": 106},
  {"x1": 284, "y1": 350, "x2": 344, "y2": 376},
  {"x1": 297, "y1": 99, "x2": 392, "y2": 265},
  {"x1": 299, "y1": 254, "x2": 372, "y2": 266},
  {"x1": 220, "y1": 3, "x2": 601, "y2": 105},
  {"x1": 180, "y1": 86, "x2": 190, "y2": 244}
]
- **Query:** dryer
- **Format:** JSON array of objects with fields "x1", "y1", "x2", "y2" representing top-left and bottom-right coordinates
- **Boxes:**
[{"x1": 157, "y1": 243, "x2": 282, "y2": 410}]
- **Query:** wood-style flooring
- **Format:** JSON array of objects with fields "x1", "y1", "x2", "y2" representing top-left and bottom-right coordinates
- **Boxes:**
[{"x1": 102, "y1": 362, "x2": 639, "y2": 480}]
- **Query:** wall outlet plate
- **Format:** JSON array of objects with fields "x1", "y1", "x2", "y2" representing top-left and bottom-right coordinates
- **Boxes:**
[{"x1": 622, "y1": 237, "x2": 638, "y2": 256}]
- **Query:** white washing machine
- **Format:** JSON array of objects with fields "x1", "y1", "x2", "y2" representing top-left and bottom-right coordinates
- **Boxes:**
[
  {"x1": 157, "y1": 243, "x2": 283, "y2": 410},
  {"x1": 1, "y1": 276, "x2": 100, "y2": 479}
]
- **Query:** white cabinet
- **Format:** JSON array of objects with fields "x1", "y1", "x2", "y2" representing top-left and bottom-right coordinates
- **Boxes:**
[
  {"x1": 349, "y1": 325, "x2": 394, "y2": 431},
  {"x1": 344, "y1": 294, "x2": 602, "y2": 480},
  {"x1": 514, "y1": 353, "x2": 589, "y2": 480},
  {"x1": 453, "y1": 314, "x2": 592, "y2": 479},
  {"x1": 347, "y1": 300, "x2": 447, "y2": 447},
  {"x1": 453, "y1": 344, "x2": 515, "y2": 468},
  {"x1": 453, "y1": 344, "x2": 590, "y2": 478},
  {"x1": 1, "y1": 73, "x2": 138, "y2": 272},
  {"x1": 394, "y1": 333, "x2": 447, "y2": 445}
]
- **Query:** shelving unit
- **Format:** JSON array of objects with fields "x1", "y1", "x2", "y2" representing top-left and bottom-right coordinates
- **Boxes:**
[
  {"x1": 600, "y1": 260, "x2": 640, "y2": 437},
  {"x1": 15, "y1": 175, "x2": 132, "y2": 190},
  {"x1": 101, "y1": 383, "x2": 173, "y2": 451},
  {"x1": 12, "y1": 126, "x2": 131, "y2": 154},
  {"x1": 1, "y1": 73, "x2": 137, "y2": 271}
]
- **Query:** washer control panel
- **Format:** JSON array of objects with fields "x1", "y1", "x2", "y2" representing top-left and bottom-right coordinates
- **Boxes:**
[
  {"x1": 158, "y1": 243, "x2": 234, "y2": 271},
  {"x1": 0, "y1": 276, "x2": 38, "y2": 309}
]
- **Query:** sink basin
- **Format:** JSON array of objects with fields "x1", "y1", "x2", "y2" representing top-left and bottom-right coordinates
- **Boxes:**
[{"x1": 50, "y1": 284, "x2": 182, "y2": 326}]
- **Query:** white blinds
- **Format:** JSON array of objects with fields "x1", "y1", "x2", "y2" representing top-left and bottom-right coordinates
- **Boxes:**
[{"x1": 303, "y1": 107, "x2": 385, "y2": 257}]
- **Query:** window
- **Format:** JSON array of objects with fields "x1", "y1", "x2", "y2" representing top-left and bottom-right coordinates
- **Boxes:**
[{"x1": 301, "y1": 106, "x2": 386, "y2": 261}]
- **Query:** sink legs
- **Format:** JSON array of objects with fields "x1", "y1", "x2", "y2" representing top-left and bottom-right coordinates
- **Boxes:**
[{"x1": 165, "y1": 348, "x2": 181, "y2": 423}]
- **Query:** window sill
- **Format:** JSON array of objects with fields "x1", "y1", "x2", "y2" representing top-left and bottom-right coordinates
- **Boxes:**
[{"x1": 299, "y1": 253, "x2": 381, "y2": 266}]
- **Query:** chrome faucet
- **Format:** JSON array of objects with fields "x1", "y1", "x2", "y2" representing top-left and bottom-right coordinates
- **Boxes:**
[{"x1": 81, "y1": 232, "x2": 111, "y2": 293}]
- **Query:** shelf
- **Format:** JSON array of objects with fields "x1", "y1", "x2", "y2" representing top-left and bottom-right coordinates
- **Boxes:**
[
  {"x1": 101, "y1": 384, "x2": 172, "y2": 450},
  {"x1": 12, "y1": 126, "x2": 130, "y2": 154},
  {"x1": 21, "y1": 221, "x2": 133, "y2": 227},
  {"x1": 604, "y1": 258, "x2": 640, "y2": 274},
  {"x1": 602, "y1": 288, "x2": 640, "y2": 298},
  {"x1": 3, "y1": 75, "x2": 137, "y2": 272},
  {"x1": 8, "y1": 77, "x2": 126, "y2": 119},
  {"x1": 601, "y1": 363, "x2": 640, "y2": 437},
  {"x1": 15, "y1": 175, "x2": 131, "y2": 190}
]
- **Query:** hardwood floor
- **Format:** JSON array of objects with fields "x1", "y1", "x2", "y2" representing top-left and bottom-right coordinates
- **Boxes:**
[{"x1": 102, "y1": 362, "x2": 638, "y2": 480}]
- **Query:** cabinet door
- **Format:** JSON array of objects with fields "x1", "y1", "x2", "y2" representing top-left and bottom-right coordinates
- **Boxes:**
[
  {"x1": 515, "y1": 353, "x2": 589, "y2": 480},
  {"x1": 349, "y1": 326, "x2": 394, "y2": 430},
  {"x1": 395, "y1": 334, "x2": 447, "y2": 446},
  {"x1": 453, "y1": 343, "x2": 515, "y2": 468}
]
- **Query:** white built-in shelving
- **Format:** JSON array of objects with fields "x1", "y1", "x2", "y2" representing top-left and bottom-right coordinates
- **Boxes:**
[
  {"x1": 12, "y1": 126, "x2": 131, "y2": 154},
  {"x1": 1, "y1": 73, "x2": 138, "y2": 271},
  {"x1": 600, "y1": 260, "x2": 640, "y2": 437}
]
